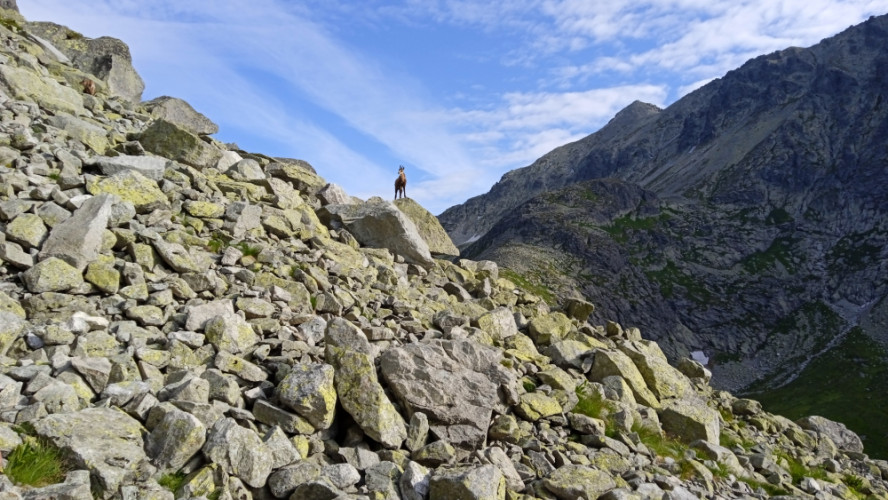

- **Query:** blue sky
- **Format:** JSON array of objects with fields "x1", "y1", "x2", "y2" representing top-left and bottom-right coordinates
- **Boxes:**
[{"x1": 18, "y1": 1, "x2": 888, "y2": 214}]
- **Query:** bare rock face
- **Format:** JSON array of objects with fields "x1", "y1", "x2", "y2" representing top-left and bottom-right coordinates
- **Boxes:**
[{"x1": 0, "y1": 1, "x2": 18, "y2": 12}]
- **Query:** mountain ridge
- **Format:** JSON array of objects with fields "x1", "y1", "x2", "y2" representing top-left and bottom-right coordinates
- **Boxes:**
[{"x1": 441, "y1": 12, "x2": 888, "y2": 456}]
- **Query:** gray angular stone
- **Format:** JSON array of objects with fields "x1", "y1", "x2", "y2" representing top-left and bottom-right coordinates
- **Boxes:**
[
  {"x1": 325, "y1": 318, "x2": 407, "y2": 449},
  {"x1": 543, "y1": 465, "x2": 616, "y2": 500},
  {"x1": 275, "y1": 362, "x2": 336, "y2": 429},
  {"x1": 90, "y1": 155, "x2": 170, "y2": 182},
  {"x1": 145, "y1": 408, "x2": 206, "y2": 470},
  {"x1": 31, "y1": 408, "x2": 149, "y2": 497},
  {"x1": 657, "y1": 398, "x2": 720, "y2": 444},
  {"x1": 202, "y1": 417, "x2": 273, "y2": 488},
  {"x1": 380, "y1": 339, "x2": 514, "y2": 448},
  {"x1": 318, "y1": 197, "x2": 434, "y2": 268},
  {"x1": 400, "y1": 461, "x2": 431, "y2": 500},
  {"x1": 797, "y1": 415, "x2": 864, "y2": 453},
  {"x1": 142, "y1": 96, "x2": 219, "y2": 136},
  {"x1": 429, "y1": 465, "x2": 506, "y2": 500}
]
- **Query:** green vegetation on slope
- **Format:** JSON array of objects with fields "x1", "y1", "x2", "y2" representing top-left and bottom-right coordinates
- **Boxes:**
[
  {"x1": 752, "y1": 327, "x2": 888, "y2": 459},
  {"x1": 4, "y1": 436, "x2": 70, "y2": 487}
]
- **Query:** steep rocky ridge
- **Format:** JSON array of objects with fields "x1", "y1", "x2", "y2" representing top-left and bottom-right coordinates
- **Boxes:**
[
  {"x1": 0, "y1": 6, "x2": 886, "y2": 500},
  {"x1": 443, "y1": 14, "x2": 888, "y2": 457}
]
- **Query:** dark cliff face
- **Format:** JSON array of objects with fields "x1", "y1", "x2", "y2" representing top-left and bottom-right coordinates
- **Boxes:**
[{"x1": 445, "y1": 14, "x2": 888, "y2": 395}]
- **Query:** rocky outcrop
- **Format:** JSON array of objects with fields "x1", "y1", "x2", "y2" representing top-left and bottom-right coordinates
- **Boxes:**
[
  {"x1": 319, "y1": 197, "x2": 435, "y2": 268},
  {"x1": 23, "y1": 21, "x2": 145, "y2": 103},
  {"x1": 142, "y1": 96, "x2": 219, "y2": 136},
  {"x1": 0, "y1": 9, "x2": 885, "y2": 500},
  {"x1": 395, "y1": 198, "x2": 459, "y2": 256}
]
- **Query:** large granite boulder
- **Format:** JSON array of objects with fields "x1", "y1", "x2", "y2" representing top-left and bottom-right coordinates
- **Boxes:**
[
  {"x1": 31, "y1": 408, "x2": 151, "y2": 498},
  {"x1": 325, "y1": 318, "x2": 407, "y2": 449},
  {"x1": 141, "y1": 96, "x2": 218, "y2": 136},
  {"x1": 797, "y1": 415, "x2": 865, "y2": 453},
  {"x1": 380, "y1": 339, "x2": 515, "y2": 448},
  {"x1": 139, "y1": 119, "x2": 223, "y2": 170},
  {"x1": 394, "y1": 198, "x2": 459, "y2": 256},
  {"x1": 0, "y1": 64, "x2": 85, "y2": 115},
  {"x1": 24, "y1": 21, "x2": 145, "y2": 102},
  {"x1": 39, "y1": 194, "x2": 114, "y2": 271},
  {"x1": 318, "y1": 197, "x2": 434, "y2": 268}
]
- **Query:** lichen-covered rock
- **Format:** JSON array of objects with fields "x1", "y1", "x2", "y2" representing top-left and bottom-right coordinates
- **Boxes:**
[
  {"x1": 658, "y1": 398, "x2": 720, "y2": 444},
  {"x1": 204, "y1": 312, "x2": 259, "y2": 354},
  {"x1": 202, "y1": 417, "x2": 273, "y2": 488},
  {"x1": 618, "y1": 339, "x2": 692, "y2": 401},
  {"x1": 589, "y1": 349, "x2": 660, "y2": 408},
  {"x1": 475, "y1": 307, "x2": 518, "y2": 341},
  {"x1": 31, "y1": 408, "x2": 149, "y2": 497},
  {"x1": 22, "y1": 257, "x2": 83, "y2": 293},
  {"x1": 796, "y1": 415, "x2": 865, "y2": 453},
  {"x1": 86, "y1": 170, "x2": 170, "y2": 214},
  {"x1": 48, "y1": 113, "x2": 110, "y2": 153},
  {"x1": 429, "y1": 465, "x2": 506, "y2": 500},
  {"x1": 139, "y1": 119, "x2": 222, "y2": 170},
  {"x1": 0, "y1": 64, "x2": 86, "y2": 115},
  {"x1": 380, "y1": 339, "x2": 514, "y2": 448},
  {"x1": 142, "y1": 96, "x2": 219, "y2": 136},
  {"x1": 394, "y1": 197, "x2": 460, "y2": 255},
  {"x1": 275, "y1": 362, "x2": 337, "y2": 429},
  {"x1": 527, "y1": 312, "x2": 572, "y2": 346},
  {"x1": 543, "y1": 465, "x2": 616, "y2": 500},
  {"x1": 0, "y1": 311, "x2": 26, "y2": 356},
  {"x1": 6, "y1": 212, "x2": 47, "y2": 250},
  {"x1": 145, "y1": 408, "x2": 206, "y2": 470},
  {"x1": 325, "y1": 318, "x2": 407, "y2": 449},
  {"x1": 318, "y1": 197, "x2": 435, "y2": 268}
]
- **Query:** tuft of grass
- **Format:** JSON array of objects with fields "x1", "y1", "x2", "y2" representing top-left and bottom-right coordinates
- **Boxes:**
[
  {"x1": 774, "y1": 450, "x2": 828, "y2": 484},
  {"x1": 235, "y1": 241, "x2": 261, "y2": 257},
  {"x1": 572, "y1": 383, "x2": 612, "y2": 420},
  {"x1": 157, "y1": 471, "x2": 187, "y2": 493},
  {"x1": 843, "y1": 474, "x2": 865, "y2": 494},
  {"x1": 633, "y1": 423, "x2": 685, "y2": 460},
  {"x1": 739, "y1": 477, "x2": 788, "y2": 497},
  {"x1": 207, "y1": 233, "x2": 231, "y2": 253},
  {"x1": 4, "y1": 437, "x2": 70, "y2": 487}
]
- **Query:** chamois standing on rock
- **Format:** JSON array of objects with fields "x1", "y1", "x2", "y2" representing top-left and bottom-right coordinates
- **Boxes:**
[{"x1": 395, "y1": 165, "x2": 407, "y2": 200}]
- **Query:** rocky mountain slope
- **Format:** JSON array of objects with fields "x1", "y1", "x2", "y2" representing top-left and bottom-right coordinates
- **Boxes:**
[
  {"x1": 0, "y1": 4, "x2": 887, "y2": 500},
  {"x1": 441, "y1": 14, "x2": 888, "y2": 454}
]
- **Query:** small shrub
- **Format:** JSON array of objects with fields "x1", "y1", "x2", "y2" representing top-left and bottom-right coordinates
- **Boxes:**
[
  {"x1": 207, "y1": 233, "x2": 231, "y2": 253},
  {"x1": 4, "y1": 437, "x2": 69, "y2": 487},
  {"x1": 158, "y1": 471, "x2": 187, "y2": 493},
  {"x1": 843, "y1": 474, "x2": 865, "y2": 492},
  {"x1": 521, "y1": 378, "x2": 537, "y2": 393}
]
